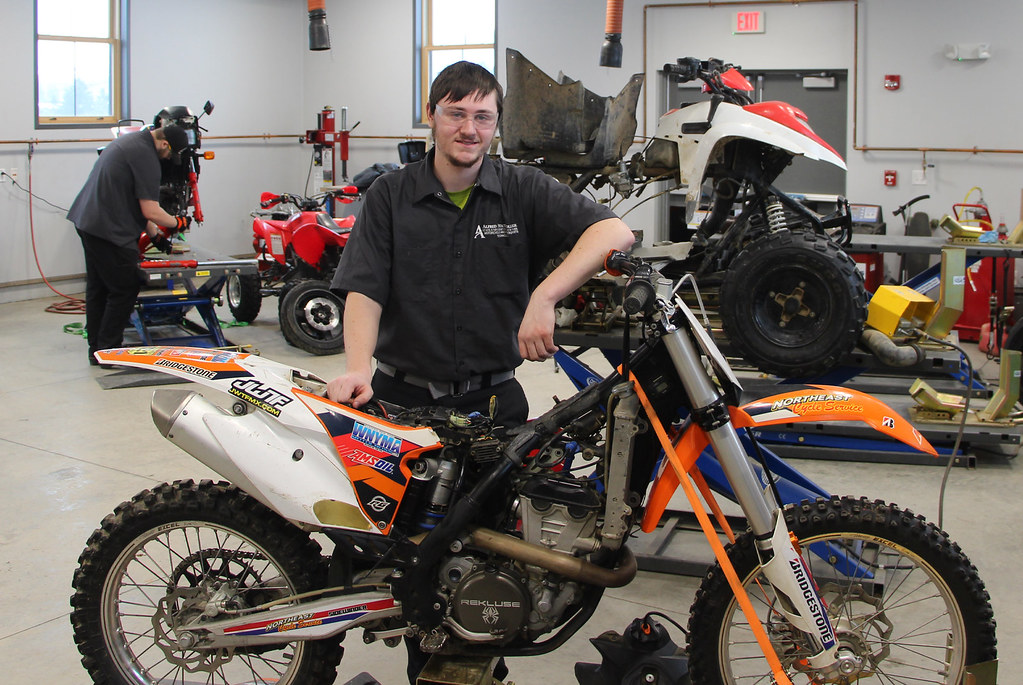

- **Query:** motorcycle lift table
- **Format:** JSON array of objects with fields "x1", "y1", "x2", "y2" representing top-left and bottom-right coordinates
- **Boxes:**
[{"x1": 130, "y1": 254, "x2": 258, "y2": 349}]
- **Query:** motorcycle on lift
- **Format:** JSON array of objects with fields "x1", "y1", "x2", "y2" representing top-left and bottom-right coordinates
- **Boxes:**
[
  {"x1": 226, "y1": 187, "x2": 360, "y2": 356},
  {"x1": 72, "y1": 250, "x2": 996, "y2": 685},
  {"x1": 138, "y1": 101, "x2": 216, "y2": 254}
]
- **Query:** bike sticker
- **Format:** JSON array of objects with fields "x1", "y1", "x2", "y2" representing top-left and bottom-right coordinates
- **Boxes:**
[
  {"x1": 229, "y1": 378, "x2": 293, "y2": 416},
  {"x1": 223, "y1": 597, "x2": 396, "y2": 636}
]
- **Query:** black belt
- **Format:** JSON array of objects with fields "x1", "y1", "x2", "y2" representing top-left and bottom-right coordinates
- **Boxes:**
[{"x1": 377, "y1": 362, "x2": 515, "y2": 399}]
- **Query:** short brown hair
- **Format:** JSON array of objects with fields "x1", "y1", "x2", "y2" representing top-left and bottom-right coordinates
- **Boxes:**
[{"x1": 428, "y1": 61, "x2": 503, "y2": 118}]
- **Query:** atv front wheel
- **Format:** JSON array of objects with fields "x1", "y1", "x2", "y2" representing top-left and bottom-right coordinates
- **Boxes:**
[
  {"x1": 718, "y1": 229, "x2": 866, "y2": 378},
  {"x1": 278, "y1": 279, "x2": 345, "y2": 355},
  {"x1": 226, "y1": 274, "x2": 263, "y2": 323}
]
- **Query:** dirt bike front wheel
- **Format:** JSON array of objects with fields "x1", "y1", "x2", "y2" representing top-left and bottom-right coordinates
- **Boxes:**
[
  {"x1": 226, "y1": 273, "x2": 263, "y2": 323},
  {"x1": 278, "y1": 279, "x2": 345, "y2": 355},
  {"x1": 686, "y1": 496, "x2": 997, "y2": 685},
  {"x1": 70, "y1": 480, "x2": 343, "y2": 685}
]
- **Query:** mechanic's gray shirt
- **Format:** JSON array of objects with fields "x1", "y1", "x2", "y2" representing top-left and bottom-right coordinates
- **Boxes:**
[{"x1": 68, "y1": 129, "x2": 162, "y2": 249}]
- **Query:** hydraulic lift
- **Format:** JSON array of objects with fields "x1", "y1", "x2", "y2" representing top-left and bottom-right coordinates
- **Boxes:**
[{"x1": 131, "y1": 252, "x2": 259, "y2": 349}]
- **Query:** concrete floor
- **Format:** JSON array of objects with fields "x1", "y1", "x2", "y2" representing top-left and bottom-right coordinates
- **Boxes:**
[{"x1": 0, "y1": 292, "x2": 1018, "y2": 684}]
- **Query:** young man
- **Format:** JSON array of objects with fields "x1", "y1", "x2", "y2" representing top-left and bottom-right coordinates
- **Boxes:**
[
  {"x1": 327, "y1": 61, "x2": 634, "y2": 426},
  {"x1": 68, "y1": 124, "x2": 191, "y2": 365}
]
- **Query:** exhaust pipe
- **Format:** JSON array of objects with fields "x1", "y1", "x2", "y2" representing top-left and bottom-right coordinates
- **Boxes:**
[
  {"x1": 469, "y1": 527, "x2": 637, "y2": 588},
  {"x1": 861, "y1": 329, "x2": 925, "y2": 367}
]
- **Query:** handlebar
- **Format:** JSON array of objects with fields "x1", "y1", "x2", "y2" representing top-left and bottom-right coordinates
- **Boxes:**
[
  {"x1": 662, "y1": 57, "x2": 750, "y2": 105},
  {"x1": 604, "y1": 250, "x2": 659, "y2": 317},
  {"x1": 259, "y1": 187, "x2": 361, "y2": 210}
]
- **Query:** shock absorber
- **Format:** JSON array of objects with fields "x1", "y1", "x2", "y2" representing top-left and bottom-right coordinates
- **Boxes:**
[
  {"x1": 766, "y1": 198, "x2": 789, "y2": 232},
  {"x1": 416, "y1": 457, "x2": 459, "y2": 531}
]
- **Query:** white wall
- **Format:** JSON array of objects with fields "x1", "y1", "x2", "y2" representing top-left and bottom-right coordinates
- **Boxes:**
[
  {"x1": 2, "y1": 0, "x2": 1022, "y2": 303},
  {"x1": 0, "y1": 0, "x2": 311, "y2": 303},
  {"x1": 642, "y1": 0, "x2": 1022, "y2": 237}
]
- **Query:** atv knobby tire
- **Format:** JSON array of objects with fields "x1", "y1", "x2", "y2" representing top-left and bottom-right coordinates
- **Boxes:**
[
  {"x1": 718, "y1": 229, "x2": 866, "y2": 378},
  {"x1": 226, "y1": 273, "x2": 263, "y2": 323},
  {"x1": 278, "y1": 279, "x2": 345, "y2": 355}
]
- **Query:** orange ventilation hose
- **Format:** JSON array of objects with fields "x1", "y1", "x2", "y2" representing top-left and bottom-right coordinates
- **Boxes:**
[{"x1": 605, "y1": 0, "x2": 623, "y2": 33}]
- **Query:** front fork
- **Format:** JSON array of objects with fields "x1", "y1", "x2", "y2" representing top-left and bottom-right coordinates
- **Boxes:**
[{"x1": 661, "y1": 322, "x2": 841, "y2": 671}]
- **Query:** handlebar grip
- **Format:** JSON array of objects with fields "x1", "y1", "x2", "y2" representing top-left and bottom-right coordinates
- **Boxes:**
[
  {"x1": 663, "y1": 57, "x2": 701, "y2": 81},
  {"x1": 604, "y1": 250, "x2": 634, "y2": 277},
  {"x1": 623, "y1": 281, "x2": 656, "y2": 316}
]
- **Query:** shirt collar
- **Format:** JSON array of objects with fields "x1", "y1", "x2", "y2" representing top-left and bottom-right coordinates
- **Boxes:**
[{"x1": 411, "y1": 148, "x2": 502, "y2": 203}]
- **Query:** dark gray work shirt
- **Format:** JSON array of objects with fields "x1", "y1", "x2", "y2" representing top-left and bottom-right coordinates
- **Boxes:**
[
  {"x1": 67, "y1": 129, "x2": 161, "y2": 249},
  {"x1": 333, "y1": 149, "x2": 616, "y2": 382}
]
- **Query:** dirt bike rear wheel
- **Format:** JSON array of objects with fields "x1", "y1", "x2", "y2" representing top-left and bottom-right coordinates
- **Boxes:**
[
  {"x1": 686, "y1": 496, "x2": 997, "y2": 685},
  {"x1": 278, "y1": 279, "x2": 345, "y2": 355},
  {"x1": 718, "y1": 228, "x2": 866, "y2": 379},
  {"x1": 70, "y1": 480, "x2": 343, "y2": 685},
  {"x1": 226, "y1": 274, "x2": 262, "y2": 323}
]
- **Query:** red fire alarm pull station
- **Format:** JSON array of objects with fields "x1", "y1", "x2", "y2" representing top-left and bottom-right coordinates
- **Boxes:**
[
  {"x1": 884, "y1": 74, "x2": 901, "y2": 91},
  {"x1": 884, "y1": 170, "x2": 898, "y2": 187}
]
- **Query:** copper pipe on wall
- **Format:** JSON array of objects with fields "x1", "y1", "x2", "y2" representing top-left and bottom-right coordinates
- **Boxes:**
[{"x1": 0, "y1": 134, "x2": 427, "y2": 146}]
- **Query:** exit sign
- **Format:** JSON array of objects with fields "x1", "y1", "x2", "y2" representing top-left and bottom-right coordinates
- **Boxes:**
[{"x1": 734, "y1": 10, "x2": 764, "y2": 34}]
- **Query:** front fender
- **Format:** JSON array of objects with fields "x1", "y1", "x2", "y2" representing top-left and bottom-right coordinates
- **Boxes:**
[
  {"x1": 639, "y1": 385, "x2": 934, "y2": 533},
  {"x1": 739, "y1": 384, "x2": 936, "y2": 456}
]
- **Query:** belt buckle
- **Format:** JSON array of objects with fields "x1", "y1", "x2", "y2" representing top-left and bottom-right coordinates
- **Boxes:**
[{"x1": 427, "y1": 380, "x2": 458, "y2": 400}]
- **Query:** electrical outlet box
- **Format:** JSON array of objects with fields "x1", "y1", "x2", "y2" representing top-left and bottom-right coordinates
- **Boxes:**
[{"x1": 912, "y1": 169, "x2": 927, "y2": 185}]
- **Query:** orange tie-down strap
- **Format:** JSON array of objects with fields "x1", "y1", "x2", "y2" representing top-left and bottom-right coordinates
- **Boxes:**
[{"x1": 629, "y1": 374, "x2": 794, "y2": 685}]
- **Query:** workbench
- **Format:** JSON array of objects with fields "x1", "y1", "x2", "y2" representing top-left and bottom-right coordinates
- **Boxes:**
[
  {"x1": 847, "y1": 233, "x2": 1023, "y2": 260},
  {"x1": 130, "y1": 250, "x2": 258, "y2": 348}
]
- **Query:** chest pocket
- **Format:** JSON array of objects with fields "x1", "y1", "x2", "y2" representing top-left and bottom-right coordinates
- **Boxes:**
[
  {"x1": 394, "y1": 221, "x2": 446, "y2": 303},
  {"x1": 469, "y1": 230, "x2": 530, "y2": 298}
]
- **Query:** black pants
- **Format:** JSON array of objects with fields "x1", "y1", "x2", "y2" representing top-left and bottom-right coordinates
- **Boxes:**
[
  {"x1": 372, "y1": 370, "x2": 520, "y2": 684},
  {"x1": 78, "y1": 230, "x2": 142, "y2": 360},
  {"x1": 371, "y1": 370, "x2": 529, "y2": 427}
]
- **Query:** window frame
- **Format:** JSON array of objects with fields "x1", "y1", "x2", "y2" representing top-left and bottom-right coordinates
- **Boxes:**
[
  {"x1": 414, "y1": 0, "x2": 497, "y2": 127},
  {"x1": 34, "y1": 0, "x2": 128, "y2": 129}
]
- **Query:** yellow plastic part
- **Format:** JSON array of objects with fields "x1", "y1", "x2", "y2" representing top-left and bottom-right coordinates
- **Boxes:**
[
  {"x1": 923, "y1": 247, "x2": 966, "y2": 339},
  {"x1": 909, "y1": 378, "x2": 965, "y2": 413},
  {"x1": 939, "y1": 214, "x2": 985, "y2": 240},
  {"x1": 866, "y1": 285, "x2": 937, "y2": 336}
]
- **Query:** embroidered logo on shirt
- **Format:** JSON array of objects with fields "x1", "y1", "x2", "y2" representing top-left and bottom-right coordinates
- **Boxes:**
[{"x1": 474, "y1": 223, "x2": 519, "y2": 239}]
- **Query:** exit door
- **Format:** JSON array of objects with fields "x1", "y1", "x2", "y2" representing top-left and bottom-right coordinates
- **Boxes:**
[{"x1": 743, "y1": 69, "x2": 847, "y2": 195}]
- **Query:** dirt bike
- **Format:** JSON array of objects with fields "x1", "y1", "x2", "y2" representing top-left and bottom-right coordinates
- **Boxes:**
[
  {"x1": 504, "y1": 53, "x2": 866, "y2": 379},
  {"x1": 226, "y1": 187, "x2": 359, "y2": 355},
  {"x1": 72, "y1": 250, "x2": 996, "y2": 684},
  {"x1": 132, "y1": 101, "x2": 216, "y2": 254}
]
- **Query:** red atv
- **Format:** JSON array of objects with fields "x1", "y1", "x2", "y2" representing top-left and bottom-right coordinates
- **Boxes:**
[{"x1": 226, "y1": 188, "x2": 359, "y2": 355}]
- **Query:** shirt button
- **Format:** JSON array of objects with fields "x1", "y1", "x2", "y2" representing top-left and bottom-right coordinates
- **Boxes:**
[
  {"x1": 454, "y1": 288, "x2": 462, "y2": 295},
  {"x1": 456, "y1": 325, "x2": 463, "y2": 332},
  {"x1": 455, "y1": 250, "x2": 463, "y2": 258}
]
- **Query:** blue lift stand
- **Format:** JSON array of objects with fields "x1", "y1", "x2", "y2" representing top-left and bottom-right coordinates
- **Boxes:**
[{"x1": 130, "y1": 254, "x2": 259, "y2": 349}]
